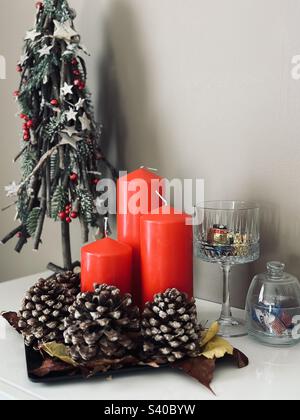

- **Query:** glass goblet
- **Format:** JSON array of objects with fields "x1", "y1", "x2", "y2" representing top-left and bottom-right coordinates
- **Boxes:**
[{"x1": 194, "y1": 201, "x2": 260, "y2": 337}]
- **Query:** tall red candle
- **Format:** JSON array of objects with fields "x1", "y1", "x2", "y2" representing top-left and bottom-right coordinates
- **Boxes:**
[
  {"x1": 81, "y1": 238, "x2": 132, "y2": 294},
  {"x1": 140, "y1": 207, "x2": 194, "y2": 306},
  {"x1": 117, "y1": 168, "x2": 164, "y2": 305}
]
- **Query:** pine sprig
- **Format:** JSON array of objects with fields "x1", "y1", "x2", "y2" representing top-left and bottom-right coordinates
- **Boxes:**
[
  {"x1": 51, "y1": 186, "x2": 68, "y2": 220},
  {"x1": 26, "y1": 208, "x2": 41, "y2": 238},
  {"x1": 76, "y1": 140, "x2": 92, "y2": 159},
  {"x1": 21, "y1": 57, "x2": 50, "y2": 93},
  {"x1": 44, "y1": 0, "x2": 72, "y2": 22},
  {"x1": 45, "y1": 116, "x2": 64, "y2": 142},
  {"x1": 77, "y1": 189, "x2": 94, "y2": 224},
  {"x1": 22, "y1": 149, "x2": 37, "y2": 180}
]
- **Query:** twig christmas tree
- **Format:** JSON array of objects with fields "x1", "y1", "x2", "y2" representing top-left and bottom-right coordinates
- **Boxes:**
[{"x1": 2, "y1": 0, "x2": 115, "y2": 270}]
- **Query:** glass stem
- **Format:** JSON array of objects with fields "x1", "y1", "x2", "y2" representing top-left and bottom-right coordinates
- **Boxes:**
[{"x1": 220, "y1": 263, "x2": 232, "y2": 320}]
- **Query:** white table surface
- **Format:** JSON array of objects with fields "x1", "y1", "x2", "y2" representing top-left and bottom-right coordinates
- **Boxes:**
[{"x1": 0, "y1": 273, "x2": 300, "y2": 401}]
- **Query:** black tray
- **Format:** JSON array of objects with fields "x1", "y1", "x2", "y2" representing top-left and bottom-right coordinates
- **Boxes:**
[{"x1": 25, "y1": 346, "x2": 165, "y2": 383}]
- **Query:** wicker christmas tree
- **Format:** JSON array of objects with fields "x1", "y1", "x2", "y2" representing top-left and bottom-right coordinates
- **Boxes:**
[{"x1": 1, "y1": 0, "x2": 115, "y2": 271}]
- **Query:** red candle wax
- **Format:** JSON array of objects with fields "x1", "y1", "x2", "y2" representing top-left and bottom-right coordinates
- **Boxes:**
[
  {"x1": 140, "y1": 207, "x2": 194, "y2": 306},
  {"x1": 117, "y1": 168, "x2": 165, "y2": 305},
  {"x1": 81, "y1": 238, "x2": 132, "y2": 294}
]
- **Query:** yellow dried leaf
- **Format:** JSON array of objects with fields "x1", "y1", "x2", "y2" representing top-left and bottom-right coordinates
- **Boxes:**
[
  {"x1": 201, "y1": 321, "x2": 220, "y2": 346},
  {"x1": 201, "y1": 337, "x2": 234, "y2": 360},
  {"x1": 41, "y1": 342, "x2": 78, "y2": 367}
]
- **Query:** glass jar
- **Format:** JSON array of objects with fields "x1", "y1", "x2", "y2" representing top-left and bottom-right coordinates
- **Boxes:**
[{"x1": 246, "y1": 262, "x2": 300, "y2": 346}]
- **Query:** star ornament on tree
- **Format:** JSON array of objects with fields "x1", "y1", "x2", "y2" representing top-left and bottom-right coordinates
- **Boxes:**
[
  {"x1": 53, "y1": 20, "x2": 79, "y2": 42},
  {"x1": 61, "y1": 126, "x2": 79, "y2": 138},
  {"x1": 60, "y1": 132, "x2": 82, "y2": 149},
  {"x1": 61, "y1": 82, "x2": 73, "y2": 96},
  {"x1": 5, "y1": 182, "x2": 19, "y2": 198},
  {"x1": 25, "y1": 29, "x2": 41, "y2": 42},
  {"x1": 75, "y1": 98, "x2": 85, "y2": 110},
  {"x1": 79, "y1": 113, "x2": 91, "y2": 131},
  {"x1": 65, "y1": 108, "x2": 78, "y2": 122},
  {"x1": 38, "y1": 44, "x2": 53, "y2": 58}
]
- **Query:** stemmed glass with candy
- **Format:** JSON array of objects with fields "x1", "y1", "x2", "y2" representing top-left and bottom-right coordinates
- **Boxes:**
[{"x1": 194, "y1": 201, "x2": 260, "y2": 337}]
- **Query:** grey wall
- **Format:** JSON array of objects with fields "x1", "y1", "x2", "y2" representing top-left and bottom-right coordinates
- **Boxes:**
[{"x1": 1, "y1": 0, "x2": 300, "y2": 308}]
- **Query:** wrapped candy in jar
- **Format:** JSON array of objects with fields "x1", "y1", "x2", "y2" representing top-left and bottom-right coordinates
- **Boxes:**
[{"x1": 246, "y1": 262, "x2": 300, "y2": 346}]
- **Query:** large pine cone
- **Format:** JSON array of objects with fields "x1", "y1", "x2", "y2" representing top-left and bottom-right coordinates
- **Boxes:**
[
  {"x1": 18, "y1": 272, "x2": 80, "y2": 348},
  {"x1": 63, "y1": 285, "x2": 140, "y2": 363},
  {"x1": 142, "y1": 289, "x2": 201, "y2": 364}
]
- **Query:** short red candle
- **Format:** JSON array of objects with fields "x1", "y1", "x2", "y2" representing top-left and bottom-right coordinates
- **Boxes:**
[
  {"x1": 81, "y1": 238, "x2": 132, "y2": 294},
  {"x1": 117, "y1": 168, "x2": 165, "y2": 305},
  {"x1": 140, "y1": 207, "x2": 194, "y2": 306}
]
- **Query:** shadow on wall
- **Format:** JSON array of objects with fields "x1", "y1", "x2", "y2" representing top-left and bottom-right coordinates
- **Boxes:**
[
  {"x1": 97, "y1": 32, "x2": 126, "y2": 172},
  {"x1": 94, "y1": 0, "x2": 162, "y2": 172}
]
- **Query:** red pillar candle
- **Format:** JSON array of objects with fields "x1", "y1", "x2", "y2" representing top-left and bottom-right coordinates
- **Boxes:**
[
  {"x1": 117, "y1": 168, "x2": 165, "y2": 305},
  {"x1": 140, "y1": 207, "x2": 194, "y2": 306},
  {"x1": 81, "y1": 238, "x2": 132, "y2": 294}
]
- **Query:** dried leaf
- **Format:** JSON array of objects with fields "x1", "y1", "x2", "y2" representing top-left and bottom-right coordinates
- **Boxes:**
[
  {"x1": 201, "y1": 337, "x2": 234, "y2": 360},
  {"x1": 84, "y1": 355, "x2": 140, "y2": 378},
  {"x1": 1, "y1": 311, "x2": 21, "y2": 333},
  {"x1": 174, "y1": 356, "x2": 216, "y2": 394},
  {"x1": 232, "y1": 348, "x2": 249, "y2": 369},
  {"x1": 30, "y1": 357, "x2": 74, "y2": 378},
  {"x1": 41, "y1": 342, "x2": 78, "y2": 367},
  {"x1": 201, "y1": 321, "x2": 219, "y2": 346}
]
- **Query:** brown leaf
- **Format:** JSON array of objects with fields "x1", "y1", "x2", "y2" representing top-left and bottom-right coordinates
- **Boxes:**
[
  {"x1": 84, "y1": 355, "x2": 140, "y2": 378},
  {"x1": 30, "y1": 358, "x2": 75, "y2": 378},
  {"x1": 1, "y1": 311, "x2": 21, "y2": 333},
  {"x1": 174, "y1": 356, "x2": 216, "y2": 394},
  {"x1": 232, "y1": 348, "x2": 249, "y2": 369}
]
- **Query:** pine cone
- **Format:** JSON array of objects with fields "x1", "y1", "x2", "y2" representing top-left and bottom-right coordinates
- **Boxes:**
[
  {"x1": 18, "y1": 272, "x2": 80, "y2": 349},
  {"x1": 142, "y1": 289, "x2": 201, "y2": 364},
  {"x1": 63, "y1": 285, "x2": 140, "y2": 363}
]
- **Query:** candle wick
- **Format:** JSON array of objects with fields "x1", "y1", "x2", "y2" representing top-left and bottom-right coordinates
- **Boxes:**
[
  {"x1": 155, "y1": 190, "x2": 168, "y2": 207},
  {"x1": 104, "y1": 217, "x2": 109, "y2": 238}
]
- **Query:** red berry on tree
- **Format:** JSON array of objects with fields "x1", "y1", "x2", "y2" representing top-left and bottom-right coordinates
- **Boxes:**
[
  {"x1": 36, "y1": 1, "x2": 44, "y2": 9},
  {"x1": 17, "y1": 65, "x2": 22, "y2": 73},
  {"x1": 23, "y1": 123, "x2": 28, "y2": 130},
  {"x1": 23, "y1": 131, "x2": 30, "y2": 141},
  {"x1": 65, "y1": 217, "x2": 72, "y2": 224},
  {"x1": 58, "y1": 211, "x2": 66, "y2": 220},
  {"x1": 26, "y1": 120, "x2": 34, "y2": 129},
  {"x1": 74, "y1": 79, "x2": 81, "y2": 87},
  {"x1": 13, "y1": 90, "x2": 20, "y2": 97},
  {"x1": 70, "y1": 211, "x2": 78, "y2": 219},
  {"x1": 73, "y1": 69, "x2": 80, "y2": 76},
  {"x1": 70, "y1": 173, "x2": 78, "y2": 182},
  {"x1": 16, "y1": 232, "x2": 23, "y2": 238},
  {"x1": 20, "y1": 113, "x2": 26, "y2": 119},
  {"x1": 71, "y1": 58, "x2": 78, "y2": 66},
  {"x1": 50, "y1": 99, "x2": 58, "y2": 106},
  {"x1": 92, "y1": 178, "x2": 99, "y2": 186},
  {"x1": 79, "y1": 82, "x2": 86, "y2": 91}
]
